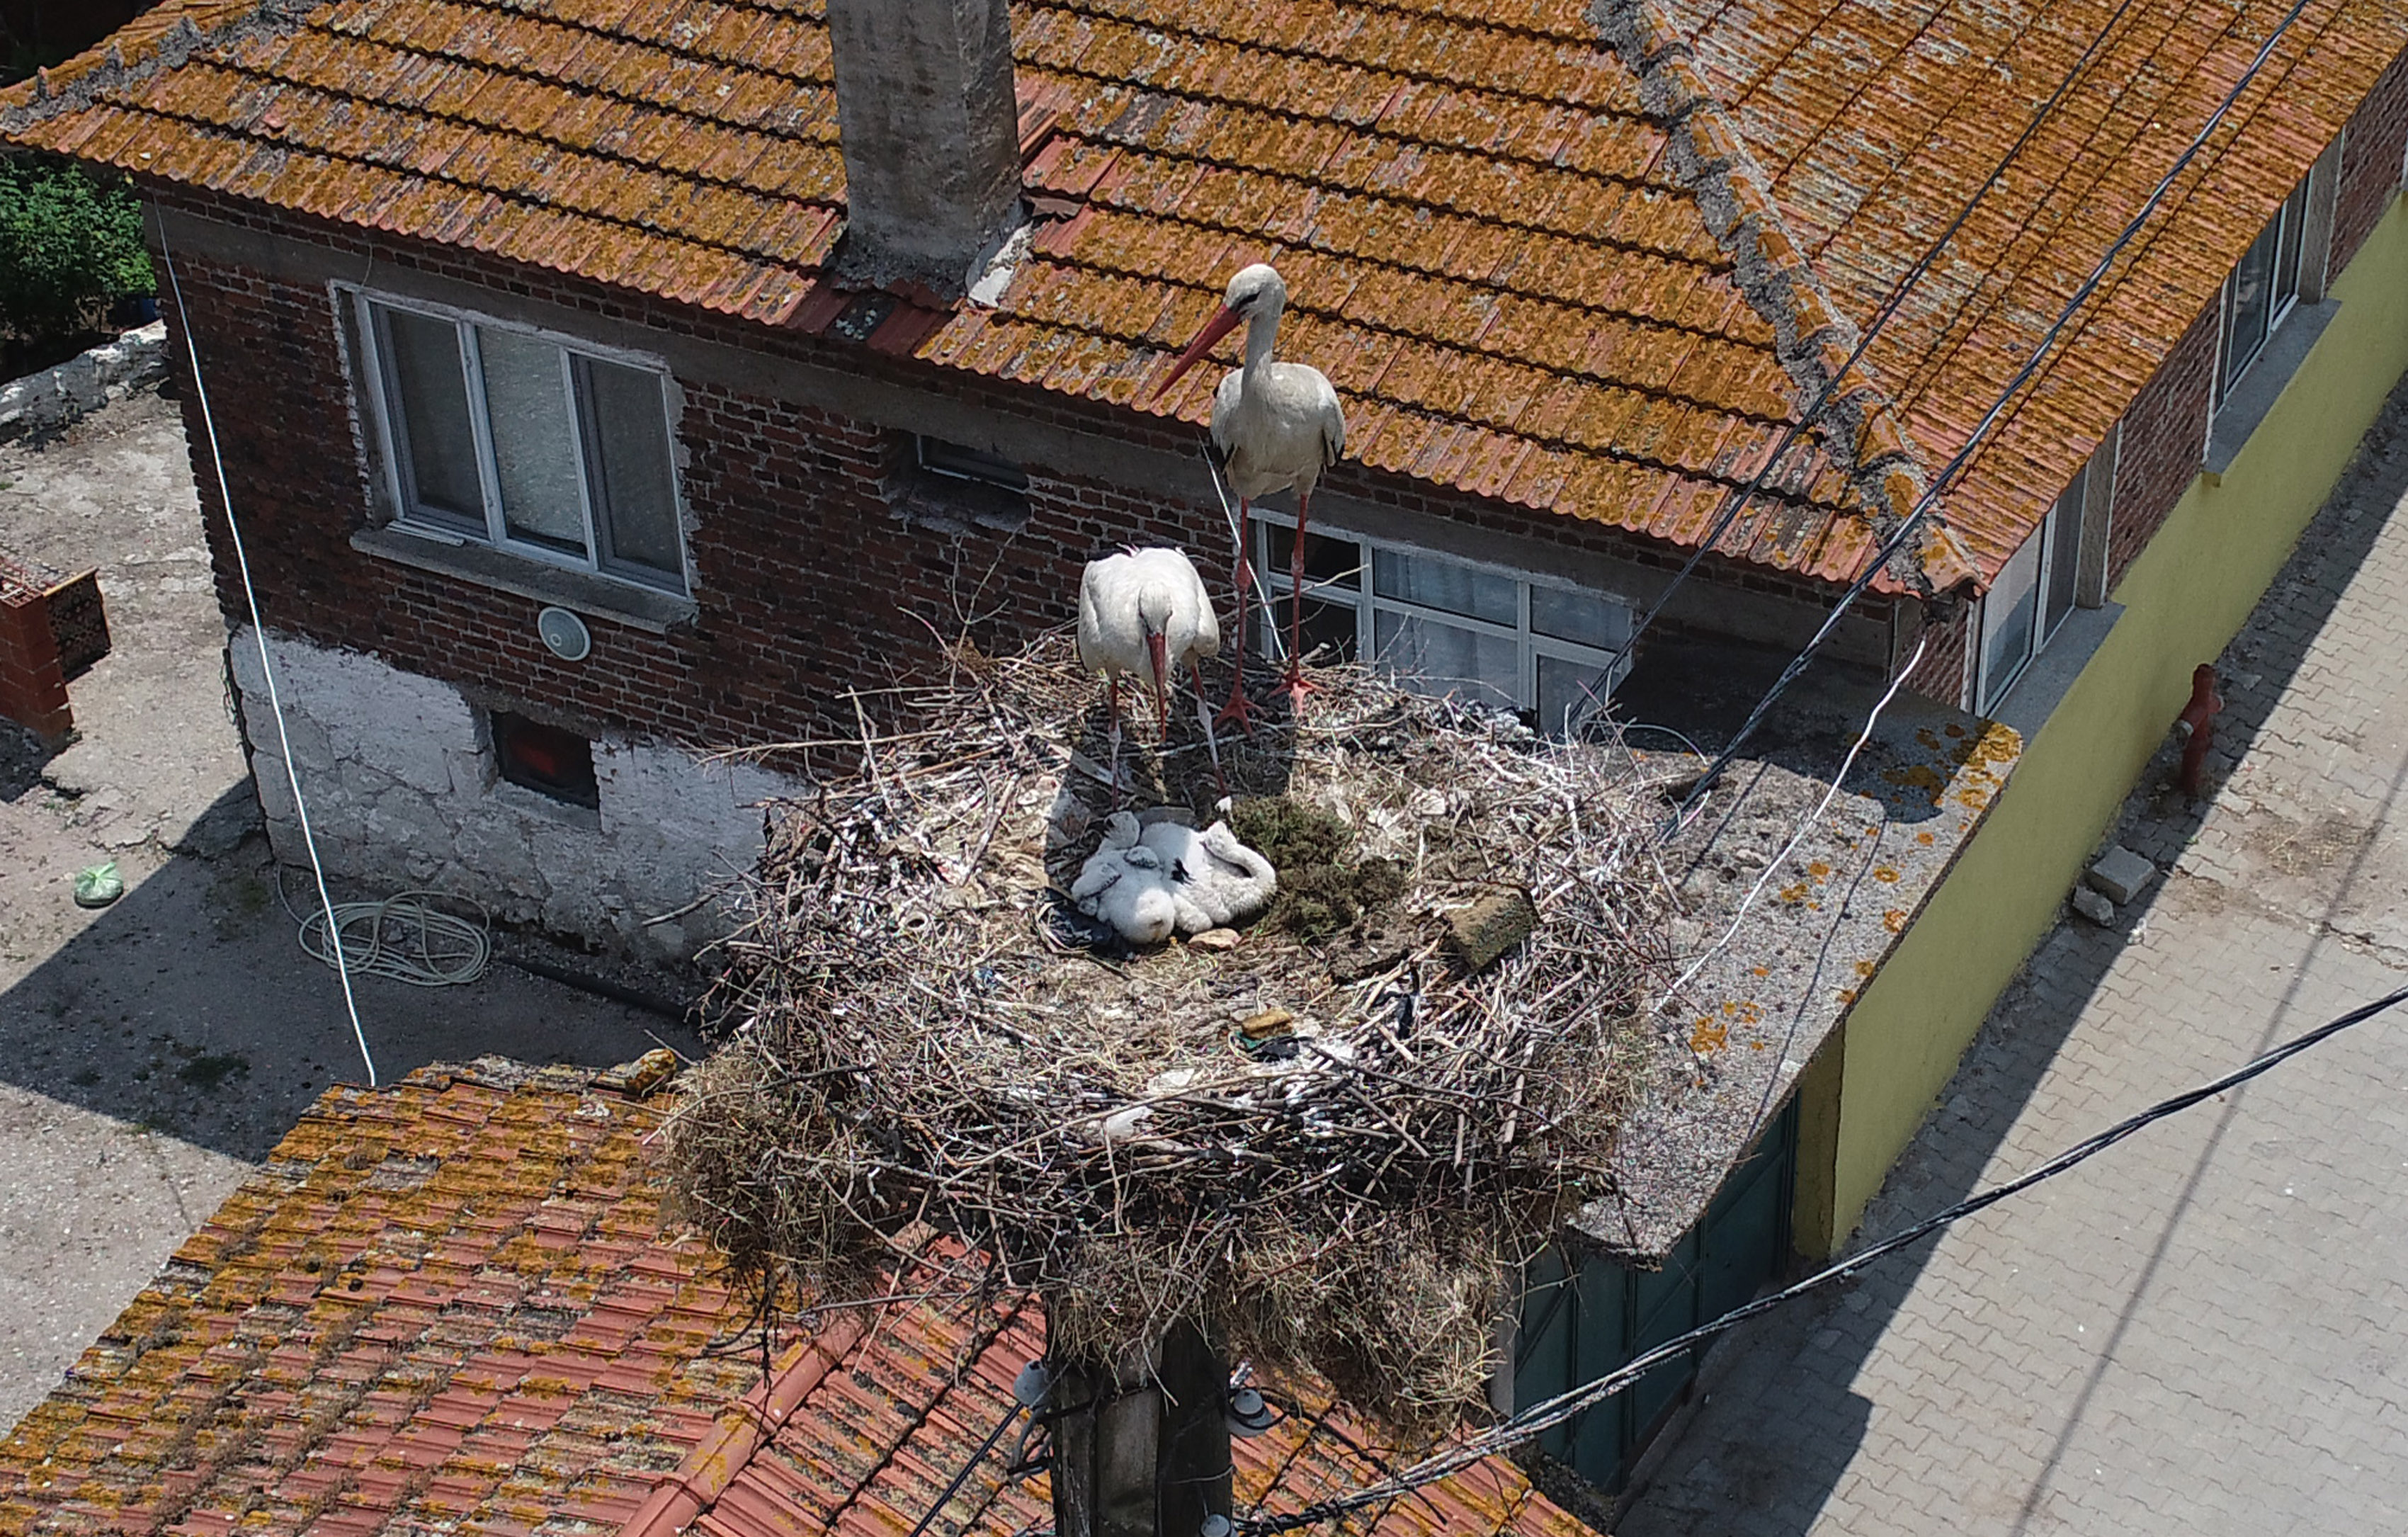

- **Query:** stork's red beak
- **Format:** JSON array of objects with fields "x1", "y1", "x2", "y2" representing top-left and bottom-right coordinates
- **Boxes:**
[
  {"x1": 1149, "y1": 304, "x2": 1243, "y2": 402},
  {"x1": 1147, "y1": 630, "x2": 1171, "y2": 732}
]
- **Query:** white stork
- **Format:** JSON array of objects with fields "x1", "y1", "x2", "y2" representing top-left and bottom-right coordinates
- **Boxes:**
[
  {"x1": 1151, "y1": 263, "x2": 1346, "y2": 719},
  {"x1": 1076, "y1": 545, "x2": 1226, "y2": 793}
]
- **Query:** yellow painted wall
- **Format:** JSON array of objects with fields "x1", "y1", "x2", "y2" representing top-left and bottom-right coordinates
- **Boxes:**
[{"x1": 1799, "y1": 195, "x2": 2408, "y2": 1254}]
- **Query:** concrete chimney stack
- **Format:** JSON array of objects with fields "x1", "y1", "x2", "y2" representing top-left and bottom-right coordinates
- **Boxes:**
[{"x1": 825, "y1": 0, "x2": 1026, "y2": 298}]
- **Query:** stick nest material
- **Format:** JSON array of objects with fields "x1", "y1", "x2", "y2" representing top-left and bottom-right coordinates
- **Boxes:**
[{"x1": 661, "y1": 633, "x2": 1674, "y2": 1437}]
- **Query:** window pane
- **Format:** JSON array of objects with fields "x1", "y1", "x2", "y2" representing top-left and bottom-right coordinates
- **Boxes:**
[
  {"x1": 1538, "y1": 652, "x2": 1614, "y2": 738},
  {"x1": 2276, "y1": 181, "x2": 2307, "y2": 305},
  {"x1": 2042, "y1": 477, "x2": 2082, "y2": 640},
  {"x1": 582, "y1": 358, "x2": 683, "y2": 582},
  {"x1": 2222, "y1": 215, "x2": 2281, "y2": 394},
  {"x1": 1263, "y1": 593, "x2": 1359, "y2": 664},
  {"x1": 1980, "y1": 526, "x2": 2045, "y2": 708},
  {"x1": 1530, "y1": 583, "x2": 1630, "y2": 650},
  {"x1": 1263, "y1": 522, "x2": 1361, "y2": 591},
  {"x1": 380, "y1": 307, "x2": 483, "y2": 523},
  {"x1": 477, "y1": 327, "x2": 586, "y2": 554},
  {"x1": 1373, "y1": 547, "x2": 1518, "y2": 624},
  {"x1": 1373, "y1": 609, "x2": 1516, "y2": 709}
]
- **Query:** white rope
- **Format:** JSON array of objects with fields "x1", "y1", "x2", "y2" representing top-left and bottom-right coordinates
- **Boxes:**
[
  {"x1": 297, "y1": 892, "x2": 492, "y2": 988},
  {"x1": 160, "y1": 230, "x2": 380, "y2": 1085},
  {"x1": 1653, "y1": 631, "x2": 1930, "y2": 1019}
]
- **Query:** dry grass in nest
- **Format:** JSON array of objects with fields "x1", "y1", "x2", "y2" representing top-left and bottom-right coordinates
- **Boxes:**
[{"x1": 659, "y1": 630, "x2": 1675, "y2": 1436}]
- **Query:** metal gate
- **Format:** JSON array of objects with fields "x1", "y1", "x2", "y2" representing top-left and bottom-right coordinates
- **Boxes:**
[{"x1": 1511, "y1": 1096, "x2": 1798, "y2": 1495}]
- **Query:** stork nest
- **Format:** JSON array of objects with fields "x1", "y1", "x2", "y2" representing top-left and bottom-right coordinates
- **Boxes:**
[{"x1": 659, "y1": 631, "x2": 1676, "y2": 1437}]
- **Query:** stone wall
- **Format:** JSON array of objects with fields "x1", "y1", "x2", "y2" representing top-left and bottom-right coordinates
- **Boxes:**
[{"x1": 228, "y1": 625, "x2": 800, "y2": 961}]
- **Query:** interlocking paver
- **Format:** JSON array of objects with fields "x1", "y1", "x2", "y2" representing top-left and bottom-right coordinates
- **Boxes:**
[{"x1": 1620, "y1": 378, "x2": 2408, "y2": 1536}]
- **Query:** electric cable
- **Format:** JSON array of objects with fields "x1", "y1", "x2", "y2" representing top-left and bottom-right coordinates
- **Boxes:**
[
  {"x1": 1238, "y1": 973, "x2": 2408, "y2": 1533},
  {"x1": 903, "y1": 1397, "x2": 1030, "y2": 1537},
  {"x1": 291, "y1": 889, "x2": 493, "y2": 988},
  {"x1": 1670, "y1": 0, "x2": 2320, "y2": 826},
  {"x1": 1589, "y1": 0, "x2": 2158, "y2": 687},
  {"x1": 1652, "y1": 631, "x2": 1926, "y2": 1017},
  {"x1": 160, "y1": 230, "x2": 380, "y2": 1087}
]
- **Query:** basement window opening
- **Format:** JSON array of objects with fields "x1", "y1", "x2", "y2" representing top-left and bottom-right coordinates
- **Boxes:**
[
  {"x1": 1249, "y1": 511, "x2": 1632, "y2": 737},
  {"x1": 489, "y1": 710, "x2": 600, "y2": 809},
  {"x1": 351, "y1": 290, "x2": 691, "y2": 596}
]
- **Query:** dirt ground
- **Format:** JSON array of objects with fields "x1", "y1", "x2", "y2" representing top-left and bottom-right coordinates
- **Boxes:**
[{"x1": 0, "y1": 385, "x2": 704, "y2": 1433}]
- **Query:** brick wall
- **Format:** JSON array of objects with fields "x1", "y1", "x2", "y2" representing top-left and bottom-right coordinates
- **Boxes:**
[
  {"x1": 147, "y1": 185, "x2": 1887, "y2": 761},
  {"x1": 2106, "y1": 305, "x2": 2219, "y2": 593},
  {"x1": 0, "y1": 581, "x2": 72, "y2": 745},
  {"x1": 2332, "y1": 45, "x2": 2408, "y2": 279}
]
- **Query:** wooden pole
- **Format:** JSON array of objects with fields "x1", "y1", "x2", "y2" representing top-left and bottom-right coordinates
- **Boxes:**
[{"x1": 1050, "y1": 1322, "x2": 1233, "y2": 1537}]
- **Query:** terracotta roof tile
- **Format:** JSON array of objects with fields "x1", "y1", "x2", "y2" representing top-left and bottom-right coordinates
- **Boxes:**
[{"x1": 9, "y1": 0, "x2": 2401, "y2": 596}]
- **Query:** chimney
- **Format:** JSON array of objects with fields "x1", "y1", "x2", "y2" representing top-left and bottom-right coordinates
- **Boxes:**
[{"x1": 824, "y1": 0, "x2": 1026, "y2": 298}]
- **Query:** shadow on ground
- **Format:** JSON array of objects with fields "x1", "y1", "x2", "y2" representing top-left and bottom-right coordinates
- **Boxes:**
[
  {"x1": 0, "y1": 798, "x2": 706, "y2": 1164},
  {"x1": 1614, "y1": 385, "x2": 2408, "y2": 1536}
]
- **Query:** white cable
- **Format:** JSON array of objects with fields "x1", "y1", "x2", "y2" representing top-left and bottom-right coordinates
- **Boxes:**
[
  {"x1": 160, "y1": 232, "x2": 380, "y2": 1086},
  {"x1": 1654, "y1": 633, "x2": 1929, "y2": 1019},
  {"x1": 297, "y1": 892, "x2": 492, "y2": 987}
]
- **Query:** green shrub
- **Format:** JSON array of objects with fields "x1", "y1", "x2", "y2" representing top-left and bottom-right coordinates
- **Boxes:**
[{"x1": 0, "y1": 154, "x2": 152, "y2": 338}]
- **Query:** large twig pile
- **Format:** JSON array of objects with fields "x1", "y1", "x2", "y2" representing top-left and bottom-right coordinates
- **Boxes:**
[{"x1": 660, "y1": 633, "x2": 1675, "y2": 1435}]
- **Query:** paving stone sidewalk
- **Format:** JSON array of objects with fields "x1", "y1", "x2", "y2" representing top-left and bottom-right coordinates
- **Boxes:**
[{"x1": 1619, "y1": 386, "x2": 2408, "y2": 1536}]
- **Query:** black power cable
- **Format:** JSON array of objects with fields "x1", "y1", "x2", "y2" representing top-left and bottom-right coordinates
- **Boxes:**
[
  {"x1": 1671, "y1": 0, "x2": 2322, "y2": 824},
  {"x1": 1594, "y1": 0, "x2": 2157, "y2": 681},
  {"x1": 1239, "y1": 976, "x2": 2408, "y2": 1534}
]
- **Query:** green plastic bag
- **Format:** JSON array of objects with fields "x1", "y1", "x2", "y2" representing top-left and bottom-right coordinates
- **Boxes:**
[{"x1": 73, "y1": 861, "x2": 123, "y2": 908}]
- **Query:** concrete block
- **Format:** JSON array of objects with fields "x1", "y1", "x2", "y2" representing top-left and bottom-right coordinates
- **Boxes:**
[
  {"x1": 2085, "y1": 844, "x2": 2156, "y2": 905},
  {"x1": 2069, "y1": 885, "x2": 2116, "y2": 926}
]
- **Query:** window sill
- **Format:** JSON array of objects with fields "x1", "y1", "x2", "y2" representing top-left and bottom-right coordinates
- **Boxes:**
[
  {"x1": 887, "y1": 477, "x2": 1030, "y2": 536},
  {"x1": 1983, "y1": 600, "x2": 2124, "y2": 739},
  {"x1": 352, "y1": 524, "x2": 697, "y2": 634},
  {"x1": 2205, "y1": 297, "x2": 2341, "y2": 477}
]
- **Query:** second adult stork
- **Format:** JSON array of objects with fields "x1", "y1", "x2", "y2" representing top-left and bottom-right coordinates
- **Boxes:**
[
  {"x1": 1077, "y1": 545, "x2": 1226, "y2": 793},
  {"x1": 1152, "y1": 263, "x2": 1346, "y2": 718}
]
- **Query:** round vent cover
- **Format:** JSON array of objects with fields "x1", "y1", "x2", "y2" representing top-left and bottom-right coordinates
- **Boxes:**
[{"x1": 537, "y1": 606, "x2": 592, "y2": 662}]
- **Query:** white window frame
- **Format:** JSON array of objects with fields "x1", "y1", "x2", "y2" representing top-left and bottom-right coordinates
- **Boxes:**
[
  {"x1": 2213, "y1": 175, "x2": 2313, "y2": 411},
  {"x1": 1974, "y1": 472, "x2": 2086, "y2": 713},
  {"x1": 343, "y1": 286, "x2": 692, "y2": 597},
  {"x1": 1249, "y1": 511, "x2": 1633, "y2": 735}
]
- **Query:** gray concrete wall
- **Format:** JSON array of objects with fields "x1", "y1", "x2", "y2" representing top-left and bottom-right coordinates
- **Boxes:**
[{"x1": 227, "y1": 625, "x2": 799, "y2": 960}]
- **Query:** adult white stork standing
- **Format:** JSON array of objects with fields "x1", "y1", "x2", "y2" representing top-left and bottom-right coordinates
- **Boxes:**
[
  {"x1": 1076, "y1": 545, "x2": 1226, "y2": 794},
  {"x1": 1150, "y1": 263, "x2": 1346, "y2": 720}
]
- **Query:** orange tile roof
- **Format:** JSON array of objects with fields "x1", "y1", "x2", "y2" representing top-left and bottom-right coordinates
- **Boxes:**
[
  {"x1": 0, "y1": 1057, "x2": 1584, "y2": 1537},
  {"x1": 1666, "y1": 0, "x2": 2408, "y2": 579},
  {"x1": 0, "y1": 0, "x2": 1896, "y2": 587},
  {"x1": 5, "y1": 1, "x2": 2395, "y2": 595}
]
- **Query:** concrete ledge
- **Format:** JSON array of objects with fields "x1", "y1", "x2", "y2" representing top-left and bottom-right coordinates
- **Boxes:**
[
  {"x1": 351, "y1": 525, "x2": 698, "y2": 634},
  {"x1": 2206, "y1": 299, "x2": 2341, "y2": 476},
  {"x1": 1987, "y1": 601, "x2": 2125, "y2": 743},
  {"x1": 0, "y1": 322, "x2": 167, "y2": 441}
]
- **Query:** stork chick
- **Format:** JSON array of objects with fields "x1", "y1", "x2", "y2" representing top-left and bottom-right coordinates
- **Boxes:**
[
  {"x1": 1077, "y1": 545, "x2": 1226, "y2": 795},
  {"x1": 1152, "y1": 262, "x2": 1346, "y2": 720}
]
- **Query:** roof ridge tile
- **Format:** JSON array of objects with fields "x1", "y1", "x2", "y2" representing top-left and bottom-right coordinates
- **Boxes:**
[{"x1": 1592, "y1": 0, "x2": 1979, "y2": 594}]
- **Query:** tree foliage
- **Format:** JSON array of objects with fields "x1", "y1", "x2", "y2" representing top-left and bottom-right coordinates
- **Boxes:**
[{"x1": 0, "y1": 154, "x2": 152, "y2": 338}]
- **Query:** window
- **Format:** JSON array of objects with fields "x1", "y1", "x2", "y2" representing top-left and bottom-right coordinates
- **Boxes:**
[
  {"x1": 1976, "y1": 472, "x2": 2084, "y2": 712},
  {"x1": 354, "y1": 294, "x2": 688, "y2": 594},
  {"x1": 1250, "y1": 514, "x2": 1632, "y2": 737},
  {"x1": 913, "y1": 435, "x2": 1029, "y2": 494},
  {"x1": 2215, "y1": 175, "x2": 2312, "y2": 409},
  {"x1": 490, "y1": 710, "x2": 598, "y2": 808}
]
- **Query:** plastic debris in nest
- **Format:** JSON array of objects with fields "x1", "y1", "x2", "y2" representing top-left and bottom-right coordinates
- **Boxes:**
[{"x1": 661, "y1": 631, "x2": 1677, "y2": 1438}]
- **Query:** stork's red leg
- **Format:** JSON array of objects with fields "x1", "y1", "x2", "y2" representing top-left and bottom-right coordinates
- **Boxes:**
[
  {"x1": 1283, "y1": 491, "x2": 1319, "y2": 703},
  {"x1": 1217, "y1": 500, "x2": 1258, "y2": 735}
]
